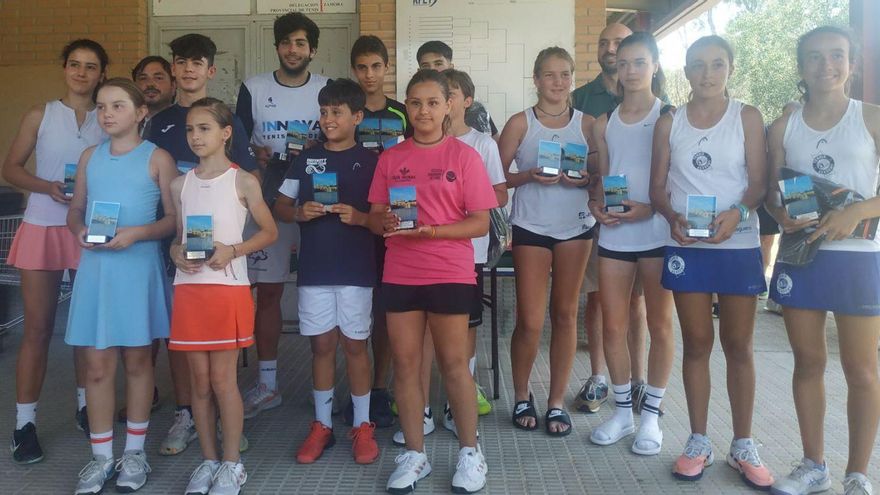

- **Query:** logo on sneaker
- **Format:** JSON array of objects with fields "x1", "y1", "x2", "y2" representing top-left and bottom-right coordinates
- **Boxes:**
[
  {"x1": 514, "y1": 403, "x2": 529, "y2": 415},
  {"x1": 776, "y1": 272, "x2": 793, "y2": 296},
  {"x1": 161, "y1": 124, "x2": 175, "y2": 133},
  {"x1": 667, "y1": 255, "x2": 685, "y2": 276}
]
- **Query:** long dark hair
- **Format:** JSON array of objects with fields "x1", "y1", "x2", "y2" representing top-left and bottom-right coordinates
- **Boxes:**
[
  {"x1": 616, "y1": 32, "x2": 665, "y2": 98},
  {"x1": 796, "y1": 25, "x2": 859, "y2": 102}
]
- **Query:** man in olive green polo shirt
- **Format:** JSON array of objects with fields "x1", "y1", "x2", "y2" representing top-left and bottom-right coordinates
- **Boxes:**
[{"x1": 571, "y1": 23, "x2": 632, "y2": 117}]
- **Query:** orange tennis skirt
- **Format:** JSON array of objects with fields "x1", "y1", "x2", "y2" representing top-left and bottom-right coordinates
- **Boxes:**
[
  {"x1": 169, "y1": 284, "x2": 255, "y2": 351},
  {"x1": 8, "y1": 222, "x2": 80, "y2": 270}
]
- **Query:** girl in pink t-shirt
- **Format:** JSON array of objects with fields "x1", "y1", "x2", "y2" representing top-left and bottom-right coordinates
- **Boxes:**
[{"x1": 367, "y1": 69, "x2": 496, "y2": 494}]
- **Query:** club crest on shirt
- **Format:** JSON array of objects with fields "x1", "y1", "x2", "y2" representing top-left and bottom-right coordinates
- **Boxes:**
[
  {"x1": 265, "y1": 96, "x2": 277, "y2": 109},
  {"x1": 775, "y1": 272, "x2": 793, "y2": 296},
  {"x1": 446, "y1": 171, "x2": 457, "y2": 182},
  {"x1": 392, "y1": 166, "x2": 416, "y2": 181},
  {"x1": 692, "y1": 137, "x2": 712, "y2": 171},
  {"x1": 305, "y1": 159, "x2": 327, "y2": 175},
  {"x1": 667, "y1": 255, "x2": 686, "y2": 276},
  {"x1": 812, "y1": 138, "x2": 835, "y2": 175}
]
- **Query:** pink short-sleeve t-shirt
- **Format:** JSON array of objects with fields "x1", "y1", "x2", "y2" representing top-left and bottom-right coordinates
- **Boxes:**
[{"x1": 368, "y1": 137, "x2": 498, "y2": 285}]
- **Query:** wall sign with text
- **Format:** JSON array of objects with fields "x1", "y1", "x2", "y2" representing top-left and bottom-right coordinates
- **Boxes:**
[{"x1": 257, "y1": 0, "x2": 357, "y2": 14}]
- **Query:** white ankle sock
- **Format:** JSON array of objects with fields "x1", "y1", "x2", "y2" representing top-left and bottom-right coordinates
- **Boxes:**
[
  {"x1": 259, "y1": 360, "x2": 277, "y2": 391},
  {"x1": 611, "y1": 383, "x2": 633, "y2": 423},
  {"x1": 76, "y1": 387, "x2": 87, "y2": 410},
  {"x1": 593, "y1": 374, "x2": 607, "y2": 385},
  {"x1": 641, "y1": 384, "x2": 665, "y2": 427},
  {"x1": 125, "y1": 420, "x2": 149, "y2": 452},
  {"x1": 313, "y1": 389, "x2": 334, "y2": 428},
  {"x1": 15, "y1": 402, "x2": 37, "y2": 429},
  {"x1": 351, "y1": 392, "x2": 370, "y2": 426},
  {"x1": 468, "y1": 356, "x2": 476, "y2": 376},
  {"x1": 90, "y1": 430, "x2": 113, "y2": 460}
]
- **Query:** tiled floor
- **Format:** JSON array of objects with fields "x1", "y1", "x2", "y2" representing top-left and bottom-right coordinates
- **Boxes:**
[{"x1": 0, "y1": 278, "x2": 877, "y2": 494}]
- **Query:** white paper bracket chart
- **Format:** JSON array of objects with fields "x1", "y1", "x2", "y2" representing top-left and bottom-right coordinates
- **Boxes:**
[{"x1": 396, "y1": 0, "x2": 575, "y2": 126}]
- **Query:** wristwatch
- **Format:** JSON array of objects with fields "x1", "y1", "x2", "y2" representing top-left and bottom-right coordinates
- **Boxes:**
[{"x1": 731, "y1": 203, "x2": 749, "y2": 222}]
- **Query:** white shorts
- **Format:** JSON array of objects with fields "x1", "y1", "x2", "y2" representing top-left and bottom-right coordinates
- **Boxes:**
[
  {"x1": 297, "y1": 285, "x2": 373, "y2": 339},
  {"x1": 246, "y1": 219, "x2": 298, "y2": 284}
]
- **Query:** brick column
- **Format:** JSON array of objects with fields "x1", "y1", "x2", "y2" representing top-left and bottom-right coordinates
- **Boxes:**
[
  {"x1": 359, "y1": 0, "x2": 398, "y2": 96},
  {"x1": 575, "y1": 0, "x2": 607, "y2": 86}
]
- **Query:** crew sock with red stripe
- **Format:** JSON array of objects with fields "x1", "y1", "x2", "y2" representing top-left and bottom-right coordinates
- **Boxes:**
[
  {"x1": 90, "y1": 429, "x2": 113, "y2": 459},
  {"x1": 125, "y1": 420, "x2": 149, "y2": 452}
]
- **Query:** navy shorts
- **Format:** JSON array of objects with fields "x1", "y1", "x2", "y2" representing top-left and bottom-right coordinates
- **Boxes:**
[
  {"x1": 383, "y1": 283, "x2": 473, "y2": 315},
  {"x1": 598, "y1": 246, "x2": 665, "y2": 263},
  {"x1": 512, "y1": 225, "x2": 593, "y2": 250}
]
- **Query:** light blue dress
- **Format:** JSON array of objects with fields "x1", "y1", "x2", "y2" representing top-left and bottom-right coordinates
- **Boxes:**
[{"x1": 65, "y1": 140, "x2": 171, "y2": 349}]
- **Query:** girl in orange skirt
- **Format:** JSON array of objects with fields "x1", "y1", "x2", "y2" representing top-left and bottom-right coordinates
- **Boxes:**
[{"x1": 168, "y1": 98, "x2": 276, "y2": 495}]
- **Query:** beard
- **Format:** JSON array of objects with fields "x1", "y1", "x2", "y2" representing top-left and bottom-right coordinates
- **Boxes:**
[
  {"x1": 278, "y1": 53, "x2": 311, "y2": 78},
  {"x1": 599, "y1": 54, "x2": 618, "y2": 75}
]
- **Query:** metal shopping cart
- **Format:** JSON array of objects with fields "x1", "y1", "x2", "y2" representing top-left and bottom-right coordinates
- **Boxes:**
[{"x1": 0, "y1": 214, "x2": 72, "y2": 350}]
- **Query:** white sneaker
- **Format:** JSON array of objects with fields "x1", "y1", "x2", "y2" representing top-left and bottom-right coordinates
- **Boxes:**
[
  {"x1": 185, "y1": 460, "x2": 220, "y2": 495},
  {"x1": 442, "y1": 403, "x2": 479, "y2": 440},
  {"x1": 770, "y1": 458, "x2": 831, "y2": 495},
  {"x1": 392, "y1": 408, "x2": 435, "y2": 446},
  {"x1": 843, "y1": 473, "x2": 874, "y2": 495},
  {"x1": 242, "y1": 383, "x2": 281, "y2": 419},
  {"x1": 159, "y1": 409, "x2": 198, "y2": 456},
  {"x1": 75, "y1": 455, "x2": 115, "y2": 494},
  {"x1": 387, "y1": 450, "x2": 431, "y2": 494},
  {"x1": 451, "y1": 445, "x2": 487, "y2": 493},
  {"x1": 208, "y1": 461, "x2": 247, "y2": 495},
  {"x1": 114, "y1": 450, "x2": 151, "y2": 492}
]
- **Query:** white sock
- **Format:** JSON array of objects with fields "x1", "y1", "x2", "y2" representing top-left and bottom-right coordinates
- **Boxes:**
[
  {"x1": 125, "y1": 420, "x2": 149, "y2": 452},
  {"x1": 15, "y1": 402, "x2": 37, "y2": 429},
  {"x1": 313, "y1": 388, "x2": 334, "y2": 428},
  {"x1": 259, "y1": 360, "x2": 277, "y2": 391},
  {"x1": 90, "y1": 430, "x2": 113, "y2": 460},
  {"x1": 640, "y1": 384, "x2": 665, "y2": 429},
  {"x1": 76, "y1": 388, "x2": 87, "y2": 410},
  {"x1": 611, "y1": 383, "x2": 633, "y2": 423},
  {"x1": 468, "y1": 356, "x2": 476, "y2": 376},
  {"x1": 351, "y1": 392, "x2": 370, "y2": 426},
  {"x1": 593, "y1": 374, "x2": 607, "y2": 385}
]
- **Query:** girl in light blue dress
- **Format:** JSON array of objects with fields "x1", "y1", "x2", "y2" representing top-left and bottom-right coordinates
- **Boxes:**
[{"x1": 65, "y1": 78, "x2": 178, "y2": 495}]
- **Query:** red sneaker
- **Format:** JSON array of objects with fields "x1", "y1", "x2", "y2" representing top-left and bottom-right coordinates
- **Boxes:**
[
  {"x1": 350, "y1": 422, "x2": 379, "y2": 465},
  {"x1": 296, "y1": 421, "x2": 335, "y2": 464}
]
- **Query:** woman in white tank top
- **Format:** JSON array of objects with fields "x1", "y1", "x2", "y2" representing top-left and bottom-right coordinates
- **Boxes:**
[
  {"x1": 764, "y1": 27, "x2": 880, "y2": 495},
  {"x1": 586, "y1": 33, "x2": 675, "y2": 458},
  {"x1": 1, "y1": 39, "x2": 107, "y2": 463},
  {"x1": 650, "y1": 36, "x2": 774, "y2": 488},
  {"x1": 499, "y1": 47, "x2": 595, "y2": 436}
]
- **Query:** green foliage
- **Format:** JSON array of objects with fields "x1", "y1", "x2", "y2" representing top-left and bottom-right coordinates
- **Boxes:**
[
  {"x1": 726, "y1": 0, "x2": 848, "y2": 122},
  {"x1": 662, "y1": 0, "x2": 849, "y2": 122}
]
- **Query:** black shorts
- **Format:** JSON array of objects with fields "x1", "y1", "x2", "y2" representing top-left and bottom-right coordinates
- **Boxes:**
[
  {"x1": 469, "y1": 264, "x2": 485, "y2": 328},
  {"x1": 511, "y1": 225, "x2": 593, "y2": 250},
  {"x1": 383, "y1": 282, "x2": 473, "y2": 315},
  {"x1": 757, "y1": 205, "x2": 780, "y2": 236},
  {"x1": 597, "y1": 246, "x2": 665, "y2": 263}
]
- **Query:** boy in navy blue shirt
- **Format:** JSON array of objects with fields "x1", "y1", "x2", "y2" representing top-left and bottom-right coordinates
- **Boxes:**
[
  {"x1": 273, "y1": 79, "x2": 379, "y2": 465},
  {"x1": 148, "y1": 34, "x2": 256, "y2": 174}
]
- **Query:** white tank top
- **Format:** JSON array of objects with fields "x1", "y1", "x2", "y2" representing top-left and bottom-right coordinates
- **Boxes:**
[
  {"x1": 23, "y1": 100, "x2": 105, "y2": 226},
  {"x1": 509, "y1": 108, "x2": 595, "y2": 239},
  {"x1": 783, "y1": 99, "x2": 880, "y2": 252},
  {"x1": 667, "y1": 99, "x2": 759, "y2": 249},
  {"x1": 174, "y1": 167, "x2": 250, "y2": 286},
  {"x1": 599, "y1": 98, "x2": 668, "y2": 252}
]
